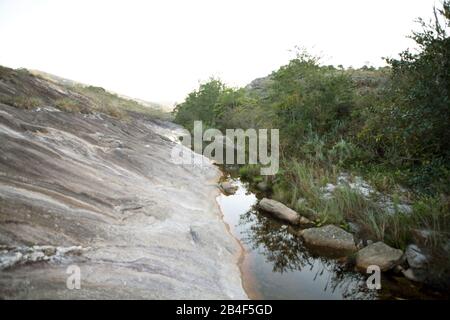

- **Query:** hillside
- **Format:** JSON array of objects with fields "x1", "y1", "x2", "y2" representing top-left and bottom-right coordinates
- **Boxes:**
[{"x1": 0, "y1": 66, "x2": 172, "y2": 120}]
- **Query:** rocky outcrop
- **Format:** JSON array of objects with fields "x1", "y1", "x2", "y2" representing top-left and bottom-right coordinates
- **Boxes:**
[
  {"x1": 258, "y1": 198, "x2": 311, "y2": 225},
  {"x1": 355, "y1": 242, "x2": 403, "y2": 271},
  {"x1": 298, "y1": 225, "x2": 357, "y2": 252},
  {"x1": 0, "y1": 102, "x2": 247, "y2": 299}
]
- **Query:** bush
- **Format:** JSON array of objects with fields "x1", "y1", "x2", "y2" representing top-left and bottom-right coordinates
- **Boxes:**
[
  {"x1": 172, "y1": 2, "x2": 450, "y2": 257},
  {"x1": 238, "y1": 164, "x2": 261, "y2": 181}
]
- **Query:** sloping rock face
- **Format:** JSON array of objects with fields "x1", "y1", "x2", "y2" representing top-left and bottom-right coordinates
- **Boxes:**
[
  {"x1": 0, "y1": 103, "x2": 247, "y2": 299},
  {"x1": 258, "y1": 198, "x2": 310, "y2": 225},
  {"x1": 299, "y1": 225, "x2": 357, "y2": 253},
  {"x1": 355, "y1": 242, "x2": 403, "y2": 272}
]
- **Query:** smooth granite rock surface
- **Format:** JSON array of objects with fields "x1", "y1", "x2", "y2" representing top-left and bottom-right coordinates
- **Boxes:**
[{"x1": 0, "y1": 104, "x2": 247, "y2": 299}]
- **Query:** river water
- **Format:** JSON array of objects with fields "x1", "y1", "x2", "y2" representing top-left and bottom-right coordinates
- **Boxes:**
[{"x1": 216, "y1": 175, "x2": 442, "y2": 300}]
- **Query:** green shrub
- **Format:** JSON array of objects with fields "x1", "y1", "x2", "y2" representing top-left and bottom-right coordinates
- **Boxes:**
[
  {"x1": 239, "y1": 164, "x2": 261, "y2": 181},
  {"x1": 171, "y1": 2, "x2": 450, "y2": 257}
]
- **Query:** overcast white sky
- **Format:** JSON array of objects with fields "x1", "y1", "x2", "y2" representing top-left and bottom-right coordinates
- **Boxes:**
[{"x1": 0, "y1": 0, "x2": 438, "y2": 105}]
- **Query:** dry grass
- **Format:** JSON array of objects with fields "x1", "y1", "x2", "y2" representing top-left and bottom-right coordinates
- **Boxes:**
[{"x1": 0, "y1": 95, "x2": 43, "y2": 110}]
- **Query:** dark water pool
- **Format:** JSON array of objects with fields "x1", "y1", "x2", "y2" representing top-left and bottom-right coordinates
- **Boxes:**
[{"x1": 216, "y1": 176, "x2": 442, "y2": 300}]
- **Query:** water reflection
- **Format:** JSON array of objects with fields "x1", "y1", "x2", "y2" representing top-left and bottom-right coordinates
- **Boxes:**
[
  {"x1": 240, "y1": 208, "x2": 309, "y2": 273},
  {"x1": 240, "y1": 206, "x2": 376, "y2": 299},
  {"x1": 217, "y1": 177, "x2": 376, "y2": 299}
]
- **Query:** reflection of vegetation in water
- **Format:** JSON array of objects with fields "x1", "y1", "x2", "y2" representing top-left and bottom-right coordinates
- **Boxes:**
[
  {"x1": 239, "y1": 207, "x2": 309, "y2": 273},
  {"x1": 239, "y1": 206, "x2": 376, "y2": 299},
  {"x1": 175, "y1": 3, "x2": 450, "y2": 273}
]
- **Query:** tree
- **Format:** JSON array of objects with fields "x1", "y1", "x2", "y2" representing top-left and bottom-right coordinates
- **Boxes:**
[{"x1": 385, "y1": 1, "x2": 450, "y2": 160}]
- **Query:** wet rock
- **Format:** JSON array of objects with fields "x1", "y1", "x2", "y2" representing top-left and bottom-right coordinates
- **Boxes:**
[
  {"x1": 355, "y1": 242, "x2": 403, "y2": 271},
  {"x1": 220, "y1": 181, "x2": 238, "y2": 195},
  {"x1": 258, "y1": 198, "x2": 310, "y2": 225},
  {"x1": 398, "y1": 240, "x2": 450, "y2": 288},
  {"x1": 405, "y1": 244, "x2": 429, "y2": 269},
  {"x1": 298, "y1": 225, "x2": 357, "y2": 252}
]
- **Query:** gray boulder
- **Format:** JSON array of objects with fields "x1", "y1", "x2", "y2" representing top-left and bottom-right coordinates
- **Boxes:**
[
  {"x1": 356, "y1": 242, "x2": 403, "y2": 271},
  {"x1": 400, "y1": 244, "x2": 431, "y2": 283},
  {"x1": 258, "y1": 198, "x2": 310, "y2": 225},
  {"x1": 405, "y1": 244, "x2": 429, "y2": 269},
  {"x1": 219, "y1": 181, "x2": 238, "y2": 195},
  {"x1": 298, "y1": 225, "x2": 357, "y2": 252}
]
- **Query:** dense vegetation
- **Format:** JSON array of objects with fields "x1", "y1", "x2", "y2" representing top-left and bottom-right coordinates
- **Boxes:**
[{"x1": 174, "y1": 3, "x2": 450, "y2": 255}]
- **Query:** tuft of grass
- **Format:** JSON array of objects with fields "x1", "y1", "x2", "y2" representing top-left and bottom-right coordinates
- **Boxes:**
[
  {"x1": 365, "y1": 170, "x2": 398, "y2": 194},
  {"x1": 408, "y1": 196, "x2": 450, "y2": 248},
  {"x1": 98, "y1": 104, "x2": 127, "y2": 119},
  {"x1": 273, "y1": 160, "x2": 335, "y2": 210},
  {"x1": 74, "y1": 85, "x2": 171, "y2": 120},
  {"x1": 54, "y1": 98, "x2": 83, "y2": 113},
  {"x1": 354, "y1": 195, "x2": 448, "y2": 249},
  {"x1": 267, "y1": 158, "x2": 450, "y2": 251},
  {"x1": 0, "y1": 95, "x2": 43, "y2": 109},
  {"x1": 320, "y1": 187, "x2": 367, "y2": 226}
]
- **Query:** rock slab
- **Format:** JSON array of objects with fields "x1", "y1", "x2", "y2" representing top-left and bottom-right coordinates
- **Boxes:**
[
  {"x1": 258, "y1": 198, "x2": 310, "y2": 225},
  {"x1": 356, "y1": 242, "x2": 403, "y2": 271},
  {"x1": 0, "y1": 103, "x2": 247, "y2": 299},
  {"x1": 299, "y1": 225, "x2": 357, "y2": 252}
]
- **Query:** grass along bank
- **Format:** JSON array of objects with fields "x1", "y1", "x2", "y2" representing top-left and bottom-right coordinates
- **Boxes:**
[
  {"x1": 238, "y1": 160, "x2": 449, "y2": 252},
  {"x1": 174, "y1": 2, "x2": 450, "y2": 290}
]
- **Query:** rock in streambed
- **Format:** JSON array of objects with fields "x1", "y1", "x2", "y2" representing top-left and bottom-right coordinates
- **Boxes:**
[
  {"x1": 355, "y1": 242, "x2": 403, "y2": 271},
  {"x1": 258, "y1": 198, "x2": 311, "y2": 225},
  {"x1": 298, "y1": 225, "x2": 357, "y2": 253}
]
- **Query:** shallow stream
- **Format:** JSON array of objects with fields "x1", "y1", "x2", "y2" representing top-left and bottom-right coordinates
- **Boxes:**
[{"x1": 216, "y1": 175, "x2": 443, "y2": 300}]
